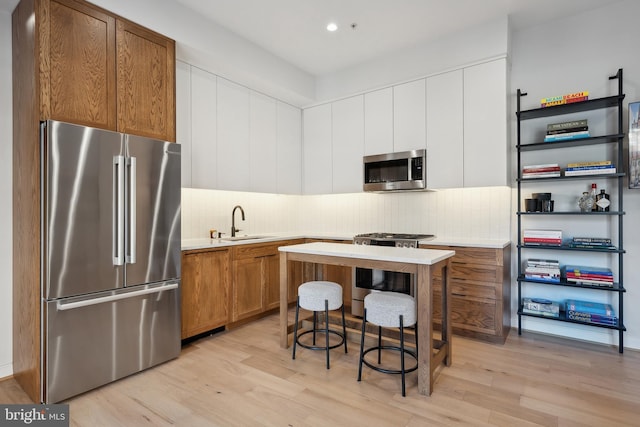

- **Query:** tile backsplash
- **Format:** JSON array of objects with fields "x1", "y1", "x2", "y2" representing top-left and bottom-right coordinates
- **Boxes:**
[{"x1": 181, "y1": 187, "x2": 512, "y2": 240}]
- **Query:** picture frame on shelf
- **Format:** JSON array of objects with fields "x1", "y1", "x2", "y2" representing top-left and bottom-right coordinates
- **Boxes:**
[{"x1": 629, "y1": 101, "x2": 640, "y2": 188}]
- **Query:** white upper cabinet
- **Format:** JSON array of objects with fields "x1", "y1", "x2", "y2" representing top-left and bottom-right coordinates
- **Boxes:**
[
  {"x1": 277, "y1": 101, "x2": 302, "y2": 194},
  {"x1": 426, "y1": 70, "x2": 464, "y2": 189},
  {"x1": 303, "y1": 104, "x2": 333, "y2": 194},
  {"x1": 463, "y1": 58, "x2": 508, "y2": 187},
  {"x1": 176, "y1": 61, "x2": 192, "y2": 188},
  {"x1": 217, "y1": 77, "x2": 250, "y2": 191},
  {"x1": 249, "y1": 91, "x2": 277, "y2": 193},
  {"x1": 364, "y1": 88, "x2": 393, "y2": 156},
  {"x1": 190, "y1": 66, "x2": 218, "y2": 189},
  {"x1": 332, "y1": 95, "x2": 364, "y2": 193},
  {"x1": 393, "y1": 79, "x2": 426, "y2": 152}
]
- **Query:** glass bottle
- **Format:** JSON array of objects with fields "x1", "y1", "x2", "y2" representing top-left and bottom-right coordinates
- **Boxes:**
[
  {"x1": 596, "y1": 189, "x2": 611, "y2": 212},
  {"x1": 590, "y1": 183, "x2": 598, "y2": 212},
  {"x1": 578, "y1": 191, "x2": 595, "y2": 212}
]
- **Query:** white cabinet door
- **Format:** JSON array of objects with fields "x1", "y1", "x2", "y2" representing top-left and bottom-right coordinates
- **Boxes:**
[
  {"x1": 393, "y1": 79, "x2": 426, "y2": 152},
  {"x1": 190, "y1": 67, "x2": 217, "y2": 189},
  {"x1": 303, "y1": 104, "x2": 332, "y2": 194},
  {"x1": 176, "y1": 61, "x2": 192, "y2": 188},
  {"x1": 332, "y1": 95, "x2": 364, "y2": 193},
  {"x1": 463, "y1": 58, "x2": 508, "y2": 187},
  {"x1": 277, "y1": 101, "x2": 302, "y2": 195},
  {"x1": 364, "y1": 87, "x2": 393, "y2": 156},
  {"x1": 217, "y1": 77, "x2": 250, "y2": 191},
  {"x1": 426, "y1": 70, "x2": 463, "y2": 189},
  {"x1": 250, "y1": 91, "x2": 277, "y2": 193}
]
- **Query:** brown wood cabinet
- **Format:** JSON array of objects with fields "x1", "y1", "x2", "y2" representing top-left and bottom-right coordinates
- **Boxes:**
[
  {"x1": 306, "y1": 239, "x2": 353, "y2": 307},
  {"x1": 12, "y1": 0, "x2": 176, "y2": 403},
  {"x1": 181, "y1": 248, "x2": 231, "y2": 340},
  {"x1": 232, "y1": 243, "x2": 281, "y2": 321},
  {"x1": 38, "y1": 0, "x2": 176, "y2": 140},
  {"x1": 421, "y1": 244, "x2": 511, "y2": 343}
]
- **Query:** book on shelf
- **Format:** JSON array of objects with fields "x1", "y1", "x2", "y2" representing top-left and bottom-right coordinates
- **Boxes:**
[
  {"x1": 540, "y1": 92, "x2": 589, "y2": 107},
  {"x1": 546, "y1": 126, "x2": 588, "y2": 135},
  {"x1": 564, "y1": 168, "x2": 616, "y2": 176},
  {"x1": 524, "y1": 229, "x2": 562, "y2": 238},
  {"x1": 565, "y1": 164, "x2": 615, "y2": 171},
  {"x1": 547, "y1": 119, "x2": 588, "y2": 131},
  {"x1": 565, "y1": 299, "x2": 615, "y2": 316},
  {"x1": 570, "y1": 237, "x2": 612, "y2": 245},
  {"x1": 567, "y1": 160, "x2": 612, "y2": 168},
  {"x1": 527, "y1": 258, "x2": 560, "y2": 267},
  {"x1": 522, "y1": 172, "x2": 562, "y2": 179},
  {"x1": 563, "y1": 265, "x2": 613, "y2": 277},
  {"x1": 525, "y1": 274, "x2": 561, "y2": 283},
  {"x1": 544, "y1": 130, "x2": 590, "y2": 142},
  {"x1": 523, "y1": 239, "x2": 562, "y2": 246},
  {"x1": 567, "y1": 311, "x2": 618, "y2": 326},
  {"x1": 566, "y1": 278, "x2": 614, "y2": 287},
  {"x1": 523, "y1": 166, "x2": 562, "y2": 173},
  {"x1": 566, "y1": 242, "x2": 616, "y2": 249}
]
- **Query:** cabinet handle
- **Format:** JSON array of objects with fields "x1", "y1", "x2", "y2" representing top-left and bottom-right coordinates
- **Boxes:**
[{"x1": 452, "y1": 293, "x2": 467, "y2": 297}]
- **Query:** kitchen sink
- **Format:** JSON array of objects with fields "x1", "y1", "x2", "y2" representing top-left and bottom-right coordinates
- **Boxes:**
[{"x1": 221, "y1": 235, "x2": 273, "y2": 242}]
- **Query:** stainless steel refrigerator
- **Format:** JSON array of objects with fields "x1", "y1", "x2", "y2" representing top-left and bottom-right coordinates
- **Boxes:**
[{"x1": 41, "y1": 120, "x2": 181, "y2": 403}]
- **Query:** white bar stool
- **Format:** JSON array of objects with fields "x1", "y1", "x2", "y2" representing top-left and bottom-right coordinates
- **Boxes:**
[
  {"x1": 292, "y1": 281, "x2": 348, "y2": 369},
  {"x1": 357, "y1": 291, "x2": 417, "y2": 396}
]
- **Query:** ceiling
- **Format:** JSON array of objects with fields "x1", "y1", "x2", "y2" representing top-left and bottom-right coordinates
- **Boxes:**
[
  {"x1": 1, "y1": 0, "x2": 622, "y2": 76},
  {"x1": 172, "y1": 0, "x2": 622, "y2": 76}
]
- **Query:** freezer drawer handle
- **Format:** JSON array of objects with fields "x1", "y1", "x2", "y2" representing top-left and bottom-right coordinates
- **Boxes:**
[{"x1": 57, "y1": 283, "x2": 179, "y2": 311}]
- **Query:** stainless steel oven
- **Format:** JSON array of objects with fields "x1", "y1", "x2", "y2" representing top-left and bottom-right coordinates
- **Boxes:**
[{"x1": 351, "y1": 232, "x2": 434, "y2": 317}]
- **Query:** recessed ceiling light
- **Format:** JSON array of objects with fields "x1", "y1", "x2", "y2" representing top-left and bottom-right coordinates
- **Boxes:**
[{"x1": 326, "y1": 22, "x2": 338, "y2": 32}]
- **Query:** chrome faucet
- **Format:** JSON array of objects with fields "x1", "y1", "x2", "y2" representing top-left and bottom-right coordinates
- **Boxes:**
[{"x1": 231, "y1": 205, "x2": 245, "y2": 237}]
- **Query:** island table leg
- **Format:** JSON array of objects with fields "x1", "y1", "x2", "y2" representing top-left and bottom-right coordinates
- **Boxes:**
[{"x1": 280, "y1": 251, "x2": 289, "y2": 349}]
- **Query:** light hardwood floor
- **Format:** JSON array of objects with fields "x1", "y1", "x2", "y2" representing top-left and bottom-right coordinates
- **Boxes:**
[{"x1": 1, "y1": 312, "x2": 639, "y2": 426}]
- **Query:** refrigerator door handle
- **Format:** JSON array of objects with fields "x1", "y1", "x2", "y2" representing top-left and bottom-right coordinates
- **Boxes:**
[
  {"x1": 57, "y1": 282, "x2": 179, "y2": 311},
  {"x1": 127, "y1": 156, "x2": 137, "y2": 264},
  {"x1": 113, "y1": 155, "x2": 125, "y2": 266}
]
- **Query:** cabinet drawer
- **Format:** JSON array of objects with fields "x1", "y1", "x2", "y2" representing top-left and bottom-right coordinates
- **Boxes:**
[
  {"x1": 422, "y1": 245, "x2": 503, "y2": 266},
  {"x1": 233, "y1": 243, "x2": 280, "y2": 259},
  {"x1": 450, "y1": 263, "x2": 502, "y2": 283},
  {"x1": 433, "y1": 277, "x2": 496, "y2": 300},
  {"x1": 433, "y1": 291, "x2": 497, "y2": 333}
]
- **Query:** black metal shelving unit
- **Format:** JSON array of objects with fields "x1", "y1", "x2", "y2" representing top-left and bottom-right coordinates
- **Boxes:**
[{"x1": 516, "y1": 69, "x2": 626, "y2": 353}]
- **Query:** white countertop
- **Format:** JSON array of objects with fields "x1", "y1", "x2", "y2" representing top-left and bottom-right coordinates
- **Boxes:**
[
  {"x1": 279, "y1": 242, "x2": 455, "y2": 265},
  {"x1": 182, "y1": 232, "x2": 510, "y2": 251}
]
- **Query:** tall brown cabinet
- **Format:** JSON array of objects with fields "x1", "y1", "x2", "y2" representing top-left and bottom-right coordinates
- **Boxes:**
[{"x1": 12, "y1": 0, "x2": 175, "y2": 402}]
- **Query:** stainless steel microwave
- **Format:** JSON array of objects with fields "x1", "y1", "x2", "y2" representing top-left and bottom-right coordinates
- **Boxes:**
[{"x1": 363, "y1": 149, "x2": 426, "y2": 191}]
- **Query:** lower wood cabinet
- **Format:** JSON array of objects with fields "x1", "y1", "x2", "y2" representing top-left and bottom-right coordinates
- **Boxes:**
[
  {"x1": 421, "y1": 244, "x2": 511, "y2": 343},
  {"x1": 181, "y1": 247, "x2": 231, "y2": 339}
]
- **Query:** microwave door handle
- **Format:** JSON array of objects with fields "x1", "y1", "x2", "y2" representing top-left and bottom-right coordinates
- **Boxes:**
[
  {"x1": 113, "y1": 156, "x2": 124, "y2": 266},
  {"x1": 127, "y1": 156, "x2": 137, "y2": 264}
]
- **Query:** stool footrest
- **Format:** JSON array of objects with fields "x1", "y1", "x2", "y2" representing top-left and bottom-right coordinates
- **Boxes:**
[
  {"x1": 295, "y1": 329, "x2": 345, "y2": 351},
  {"x1": 361, "y1": 346, "x2": 418, "y2": 375}
]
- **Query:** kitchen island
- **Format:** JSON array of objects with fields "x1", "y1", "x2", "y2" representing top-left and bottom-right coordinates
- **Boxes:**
[{"x1": 279, "y1": 242, "x2": 455, "y2": 396}]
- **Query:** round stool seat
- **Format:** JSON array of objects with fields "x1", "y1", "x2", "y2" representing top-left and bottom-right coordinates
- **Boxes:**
[
  {"x1": 364, "y1": 291, "x2": 416, "y2": 328},
  {"x1": 298, "y1": 281, "x2": 343, "y2": 311}
]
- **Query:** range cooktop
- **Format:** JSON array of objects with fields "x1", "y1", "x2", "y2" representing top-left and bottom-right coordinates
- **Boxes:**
[{"x1": 354, "y1": 232, "x2": 435, "y2": 240}]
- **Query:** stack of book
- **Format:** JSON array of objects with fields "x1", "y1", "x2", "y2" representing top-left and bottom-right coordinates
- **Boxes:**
[
  {"x1": 522, "y1": 297, "x2": 560, "y2": 317},
  {"x1": 564, "y1": 160, "x2": 616, "y2": 176},
  {"x1": 567, "y1": 237, "x2": 615, "y2": 250},
  {"x1": 565, "y1": 299, "x2": 617, "y2": 326},
  {"x1": 521, "y1": 163, "x2": 561, "y2": 179},
  {"x1": 523, "y1": 229, "x2": 562, "y2": 246},
  {"x1": 544, "y1": 119, "x2": 590, "y2": 142},
  {"x1": 563, "y1": 264, "x2": 614, "y2": 287},
  {"x1": 540, "y1": 91, "x2": 589, "y2": 108},
  {"x1": 524, "y1": 259, "x2": 560, "y2": 283}
]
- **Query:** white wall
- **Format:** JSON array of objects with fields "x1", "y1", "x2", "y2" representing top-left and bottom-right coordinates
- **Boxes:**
[
  {"x1": 315, "y1": 16, "x2": 509, "y2": 103},
  {"x1": 0, "y1": 10, "x2": 13, "y2": 378},
  {"x1": 181, "y1": 187, "x2": 512, "y2": 242},
  {"x1": 511, "y1": 0, "x2": 640, "y2": 349}
]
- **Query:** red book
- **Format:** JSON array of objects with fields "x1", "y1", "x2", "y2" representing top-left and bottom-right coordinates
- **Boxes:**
[{"x1": 523, "y1": 237, "x2": 562, "y2": 244}]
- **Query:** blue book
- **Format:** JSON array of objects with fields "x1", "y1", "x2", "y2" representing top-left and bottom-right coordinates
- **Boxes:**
[
  {"x1": 563, "y1": 265, "x2": 613, "y2": 276},
  {"x1": 544, "y1": 131, "x2": 590, "y2": 142},
  {"x1": 565, "y1": 299, "x2": 614, "y2": 316}
]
